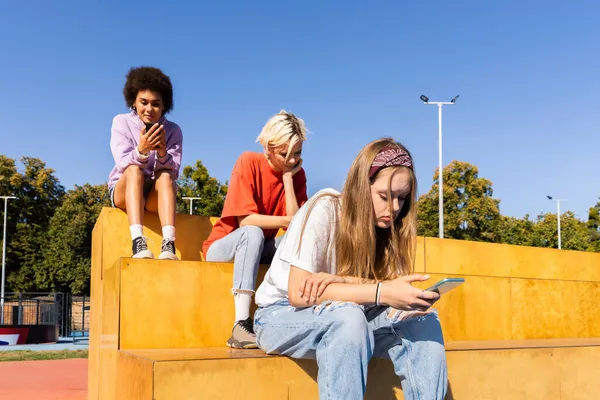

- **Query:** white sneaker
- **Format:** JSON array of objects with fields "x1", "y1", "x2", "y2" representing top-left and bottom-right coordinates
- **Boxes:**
[
  {"x1": 158, "y1": 238, "x2": 178, "y2": 260},
  {"x1": 132, "y1": 237, "x2": 154, "y2": 259}
]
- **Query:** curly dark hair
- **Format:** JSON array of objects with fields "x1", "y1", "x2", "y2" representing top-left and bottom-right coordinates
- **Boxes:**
[{"x1": 123, "y1": 66, "x2": 174, "y2": 114}]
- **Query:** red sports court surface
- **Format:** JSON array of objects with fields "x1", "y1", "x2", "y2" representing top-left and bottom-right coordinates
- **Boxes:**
[{"x1": 0, "y1": 358, "x2": 87, "y2": 400}]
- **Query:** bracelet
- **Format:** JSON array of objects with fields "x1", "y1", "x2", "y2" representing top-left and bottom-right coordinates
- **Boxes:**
[
  {"x1": 375, "y1": 282, "x2": 382, "y2": 306},
  {"x1": 135, "y1": 147, "x2": 149, "y2": 159}
]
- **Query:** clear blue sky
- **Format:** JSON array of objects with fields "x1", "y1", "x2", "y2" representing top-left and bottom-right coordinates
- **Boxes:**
[{"x1": 1, "y1": 1, "x2": 598, "y2": 220}]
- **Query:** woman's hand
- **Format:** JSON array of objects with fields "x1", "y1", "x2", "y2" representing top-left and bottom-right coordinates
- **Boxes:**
[
  {"x1": 283, "y1": 158, "x2": 303, "y2": 179},
  {"x1": 299, "y1": 272, "x2": 346, "y2": 304},
  {"x1": 138, "y1": 123, "x2": 164, "y2": 155},
  {"x1": 155, "y1": 129, "x2": 167, "y2": 158},
  {"x1": 379, "y1": 274, "x2": 440, "y2": 311}
]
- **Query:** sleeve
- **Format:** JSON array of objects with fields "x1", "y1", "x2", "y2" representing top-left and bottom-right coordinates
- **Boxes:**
[
  {"x1": 220, "y1": 154, "x2": 260, "y2": 219},
  {"x1": 110, "y1": 116, "x2": 148, "y2": 172},
  {"x1": 293, "y1": 169, "x2": 308, "y2": 207},
  {"x1": 155, "y1": 124, "x2": 183, "y2": 179},
  {"x1": 277, "y1": 195, "x2": 335, "y2": 274}
]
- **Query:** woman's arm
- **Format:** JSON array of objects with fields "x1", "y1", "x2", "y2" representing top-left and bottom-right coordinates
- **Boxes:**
[
  {"x1": 238, "y1": 214, "x2": 291, "y2": 230},
  {"x1": 288, "y1": 267, "x2": 377, "y2": 307},
  {"x1": 283, "y1": 175, "x2": 300, "y2": 216},
  {"x1": 283, "y1": 160, "x2": 305, "y2": 217},
  {"x1": 110, "y1": 116, "x2": 149, "y2": 172},
  {"x1": 288, "y1": 266, "x2": 440, "y2": 310},
  {"x1": 343, "y1": 276, "x2": 376, "y2": 285},
  {"x1": 155, "y1": 125, "x2": 183, "y2": 178}
]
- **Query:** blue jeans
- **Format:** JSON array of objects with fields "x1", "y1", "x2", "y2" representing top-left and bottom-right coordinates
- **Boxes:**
[
  {"x1": 255, "y1": 300, "x2": 447, "y2": 400},
  {"x1": 205, "y1": 226, "x2": 281, "y2": 293}
]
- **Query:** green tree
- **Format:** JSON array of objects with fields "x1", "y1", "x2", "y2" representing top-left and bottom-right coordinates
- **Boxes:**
[
  {"x1": 37, "y1": 184, "x2": 110, "y2": 293},
  {"x1": 1, "y1": 156, "x2": 65, "y2": 292},
  {"x1": 417, "y1": 161, "x2": 501, "y2": 242},
  {"x1": 496, "y1": 215, "x2": 535, "y2": 246},
  {"x1": 176, "y1": 160, "x2": 228, "y2": 217},
  {"x1": 0, "y1": 156, "x2": 20, "y2": 288},
  {"x1": 586, "y1": 199, "x2": 600, "y2": 252},
  {"x1": 530, "y1": 211, "x2": 589, "y2": 251}
]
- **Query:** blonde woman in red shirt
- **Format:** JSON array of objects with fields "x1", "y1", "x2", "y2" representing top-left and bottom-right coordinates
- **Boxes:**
[{"x1": 203, "y1": 110, "x2": 308, "y2": 349}]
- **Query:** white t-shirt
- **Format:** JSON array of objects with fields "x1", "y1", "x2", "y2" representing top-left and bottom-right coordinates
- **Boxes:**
[{"x1": 255, "y1": 189, "x2": 340, "y2": 307}]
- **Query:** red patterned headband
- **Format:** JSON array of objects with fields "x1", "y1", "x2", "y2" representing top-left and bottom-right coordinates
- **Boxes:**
[{"x1": 369, "y1": 146, "x2": 413, "y2": 178}]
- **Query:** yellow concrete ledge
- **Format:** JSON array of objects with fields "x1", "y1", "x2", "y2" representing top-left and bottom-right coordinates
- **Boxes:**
[
  {"x1": 115, "y1": 259, "x2": 600, "y2": 349},
  {"x1": 89, "y1": 208, "x2": 600, "y2": 400},
  {"x1": 424, "y1": 237, "x2": 600, "y2": 282},
  {"x1": 94, "y1": 207, "x2": 600, "y2": 281},
  {"x1": 115, "y1": 345, "x2": 600, "y2": 400}
]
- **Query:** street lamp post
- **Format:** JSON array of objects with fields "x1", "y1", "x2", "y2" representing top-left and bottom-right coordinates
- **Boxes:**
[
  {"x1": 1, "y1": 196, "x2": 17, "y2": 325},
  {"x1": 420, "y1": 94, "x2": 459, "y2": 238},
  {"x1": 546, "y1": 195, "x2": 567, "y2": 250},
  {"x1": 182, "y1": 196, "x2": 202, "y2": 215}
]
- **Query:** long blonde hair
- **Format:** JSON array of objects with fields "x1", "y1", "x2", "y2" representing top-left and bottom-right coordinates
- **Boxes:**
[
  {"x1": 256, "y1": 110, "x2": 307, "y2": 162},
  {"x1": 299, "y1": 138, "x2": 418, "y2": 281}
]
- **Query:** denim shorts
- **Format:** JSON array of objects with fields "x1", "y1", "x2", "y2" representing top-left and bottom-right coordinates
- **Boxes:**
[{"x1": 108, "y1": 178, "x2": 155, "y2": 208}]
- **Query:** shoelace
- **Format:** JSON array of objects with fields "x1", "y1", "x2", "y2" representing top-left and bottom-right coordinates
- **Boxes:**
[
  {"x1": 134, "y1": 237, "x2": 149, "y2": 253},
  {"x1": 161, "y1": 238, "x2": 175, "y2": 253}
]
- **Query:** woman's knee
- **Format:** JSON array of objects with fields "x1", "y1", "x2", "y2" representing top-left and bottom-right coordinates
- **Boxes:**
[
  {"x1": 416, "y1": 312, "x2": 445, "y2": 345},
  {"x1": 324, "y1": 305, "x2": 371, "y2": 346},
  {"x1": 155, "y1": 170, "x2": 174, "y2": 185},
  {"x1": 239, "y1": 225, "x2": 265, "y2": 245},
  {"x1": 124, "y1": 165, "x2": 144, "y2": 180}
]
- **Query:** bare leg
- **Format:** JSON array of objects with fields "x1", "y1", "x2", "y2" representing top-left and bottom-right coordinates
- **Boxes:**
[
  {"x1": 113, "y1": 165, "x2": 145, "y2": 226},
  {"x1": 145, "y1": 171, "x2": 176, "y2": 227},
  {"x1": 113, "y1": 166, "x2": 153, "y2": 258},
  {"x1": 146, "y1": 171, "x2": 178, "y2": 260}
]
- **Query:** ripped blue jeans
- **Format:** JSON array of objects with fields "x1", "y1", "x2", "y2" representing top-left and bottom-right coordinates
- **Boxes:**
[{"x1": 254, "y1": 300, "x2": 447, "y2": 400}]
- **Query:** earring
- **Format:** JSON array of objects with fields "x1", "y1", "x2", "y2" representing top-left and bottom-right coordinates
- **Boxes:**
[{"x1": 132, "y1": 106, "x2": 137, "y2": 111}]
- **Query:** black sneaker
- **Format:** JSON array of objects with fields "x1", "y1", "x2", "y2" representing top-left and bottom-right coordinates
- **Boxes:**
[
  {"x1": 132, "y1": 237, "x2": 154, "y2": 259},
  {"x1": 158, "y1": 238, "x2": 178, "y2": 260},
  {"x1": 226, "y1": 317, "x2": 258, "y2": 349}
]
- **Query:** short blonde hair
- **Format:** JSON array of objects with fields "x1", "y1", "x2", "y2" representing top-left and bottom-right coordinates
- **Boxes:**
[{"x1": 256, "y1": 110, "x2": 307, "y2": 157}]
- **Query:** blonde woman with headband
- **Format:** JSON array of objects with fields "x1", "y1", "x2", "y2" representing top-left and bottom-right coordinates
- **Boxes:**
[
  {"x1": 203, "y1": 110, "x2": 308, "y2": 349},
  {"x1": 254, "y1": 138, "x2": 447, "y2": 399}
]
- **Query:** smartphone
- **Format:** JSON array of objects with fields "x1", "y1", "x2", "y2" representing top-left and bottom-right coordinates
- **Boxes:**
[
  {"x1": 145, "y1": 122, "x2": 156, "y2": 132},
  {"x1": 426, "y1": 278, "x2": 465, "y2": 295}
]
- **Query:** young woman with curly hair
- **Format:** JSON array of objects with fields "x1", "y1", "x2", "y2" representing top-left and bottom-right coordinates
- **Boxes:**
[{"x1": 107, "y1": 66, "x2": 183, "y2": 260}]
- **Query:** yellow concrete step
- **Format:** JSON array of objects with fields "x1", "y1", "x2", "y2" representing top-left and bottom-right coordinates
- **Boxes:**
[
  {"x1": 94, "y1": 207, "x2": 600, "y2": 282},
  {"x1": 89, "y1": 208, "x2": 600, "y2": 400},
  {"x1": 92, "y1": 208, "x2": 214, "y2": 268},
  {"x1": 110, "y1": 258, "x2": 600, "y2": 351},
  {"x1": 114, "y1": 341, "x2": 600, "y2": 400}
]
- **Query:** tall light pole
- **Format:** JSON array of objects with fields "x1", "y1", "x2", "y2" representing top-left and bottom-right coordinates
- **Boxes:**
[
  {"x1": 420, "y1": 94, "x2": 459, "y2": 238},
  {"x1": 547, "y1": 195, "x2": 567, "y2": 250},
  {"x1": 1, "y1": 196, "x2": 17, "y2": 325},
  {"x1": 182, "y1": 196, "x2": 202, "y2": 215}
]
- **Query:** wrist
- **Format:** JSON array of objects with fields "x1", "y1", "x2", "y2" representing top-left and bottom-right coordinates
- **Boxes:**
[
  {"x1": 157, "y1": 150, "x2": 167, "y2": 158},
  {"x1": 282, "y1": 173, "x2": 294, "y2": 182},
  {"x1": 136, "y1": 147, "x2": 149, "y2": 158},
  {"x1": 379, "y1": 282, "x2": 390, "y2": 306}
]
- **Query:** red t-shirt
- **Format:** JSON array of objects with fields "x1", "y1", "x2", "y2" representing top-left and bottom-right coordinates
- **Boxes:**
[{"x1": 202, "y1": 152, "x2": 308, "y2": 258}]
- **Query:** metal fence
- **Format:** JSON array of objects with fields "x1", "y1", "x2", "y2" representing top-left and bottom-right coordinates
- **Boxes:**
[
  {"x1": 0, "y1": 292, "x2": 90, "y2": 338},
  {"x1": 59, "y1": 293, "x2": 90, "y2": 338},
  {"x1": 0, "y1": 292, "x2": 57, "y2": 326}
]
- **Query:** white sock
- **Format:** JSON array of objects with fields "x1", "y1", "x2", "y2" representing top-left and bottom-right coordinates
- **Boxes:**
[
  {"x1": 162, "y1": 225, "x2": 176, "y2": 241},
  {"x1": 234, "y1": 292, "x2": 252, "y2": 323},
  {"x1": 130, "y1": 225, "x2": 143, "y2": 240}
]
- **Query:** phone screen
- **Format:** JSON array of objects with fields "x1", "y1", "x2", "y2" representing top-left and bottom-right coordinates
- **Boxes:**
[{"x1": 426, "y1": 278, "x2": 465, "y2": 295}]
